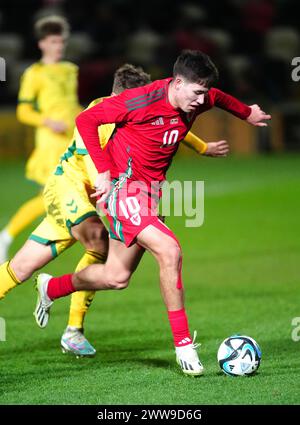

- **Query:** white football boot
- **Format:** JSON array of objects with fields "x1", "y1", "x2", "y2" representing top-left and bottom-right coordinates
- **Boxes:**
[
  {"x1": 175, "y1": 331, "x2": 204, "y2": 376},
  {"x1": 61, "y1": 326, "x2": 96, "y2": 358},
  {"x1": 34, "y1": 273, "x2": 53, "y2": 328}
]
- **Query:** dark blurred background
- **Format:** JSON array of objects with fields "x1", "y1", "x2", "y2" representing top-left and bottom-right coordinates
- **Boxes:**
[{"x1": 0, "y1": 0, "x2": 300, "y2": 155}]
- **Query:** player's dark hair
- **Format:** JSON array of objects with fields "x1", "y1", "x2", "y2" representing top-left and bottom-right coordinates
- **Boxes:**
[
  {"x1": 112, "y1": 64, "x2": 151, "y2": 94},
  {"x1": 173, "y1": 50, "x2": 219, "y2": 87},
  {"x1": 34, "y1": 15, "x2": 70, "y2": 41}
]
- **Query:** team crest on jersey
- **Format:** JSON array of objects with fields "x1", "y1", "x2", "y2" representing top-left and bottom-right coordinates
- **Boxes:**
[
  {"x1": 170, "y1": 118, "x2": 179, "y2": 124},
  {"x1": 151, "y1": 117, "x2": 164, "y2": 126}
]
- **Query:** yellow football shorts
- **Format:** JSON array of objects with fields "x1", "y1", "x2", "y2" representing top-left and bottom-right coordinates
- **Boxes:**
[{"x1": 29, "y1": 168, "x2": 98, "y2": 256}]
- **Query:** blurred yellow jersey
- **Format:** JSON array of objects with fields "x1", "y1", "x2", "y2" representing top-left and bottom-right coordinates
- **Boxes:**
[
  {"x1": 74, "y1": 97, "x2": 114, "y2": 185},
  {"x1": 17, "y1": 61, "x2": 82, "y2": 185}
]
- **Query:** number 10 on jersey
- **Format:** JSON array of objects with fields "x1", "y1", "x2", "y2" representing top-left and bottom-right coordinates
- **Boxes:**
[{"x1": 163, "y1": 130, "x2": 179, "y2": 146}]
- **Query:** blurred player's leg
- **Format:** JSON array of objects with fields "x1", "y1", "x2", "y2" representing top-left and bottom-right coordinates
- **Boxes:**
[{"x1": 0, "y1": 194, "x2": 44, "y2": 263}]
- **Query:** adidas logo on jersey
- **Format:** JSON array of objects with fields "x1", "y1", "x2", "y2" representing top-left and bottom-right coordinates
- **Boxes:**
[{"x1": 151, "y1": 117, "x2": 164, "y2": 125}]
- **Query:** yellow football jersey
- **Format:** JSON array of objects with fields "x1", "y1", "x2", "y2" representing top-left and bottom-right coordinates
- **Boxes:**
[
  {"x1": 74, "y1": 97, "x2": 115, "y2": 185},
  {"x1": 52, "y1": 97, "x2": 114, "y2": 188},
  {"x1": 17, "y1": 61, "x2": 81, "y2": 185},
  {"x1": 75, "y1": 97, "x2": 114, "y2": 151}
]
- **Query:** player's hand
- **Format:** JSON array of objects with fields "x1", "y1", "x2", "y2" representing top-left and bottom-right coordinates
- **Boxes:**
[
  {"x1": 91, "y1": 170, "x2": 111, "y2": 203},
  {"x1": 246, "y1": 105, "x2": 271, "y2": 127},
  {"x1": 44, "y1": 118, "x2": 68, "y2": 133},
  {"x1": 204, "y1": 140, "x2": 229, "y2": 157}
]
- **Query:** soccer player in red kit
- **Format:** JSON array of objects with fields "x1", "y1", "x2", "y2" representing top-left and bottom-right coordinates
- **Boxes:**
[{"x1": 34, "y1": 50, "x2": 271, "y2": 376}]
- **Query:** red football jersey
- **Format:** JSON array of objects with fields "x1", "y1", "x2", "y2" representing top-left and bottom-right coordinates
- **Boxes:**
[{"x1": 76, "y1": 78, "x2": 250, "y2": 187}]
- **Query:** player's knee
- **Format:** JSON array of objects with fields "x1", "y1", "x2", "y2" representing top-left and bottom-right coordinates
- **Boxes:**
[
  {"x1": 9, "y1": 258, "x2": 34, "y2": 282},
  {"x1": 159, "y1": 241, "x2": 182, "y2": 269},
  {"x1": 106, "y1": 271, "x2": 130, "y2": 290}
]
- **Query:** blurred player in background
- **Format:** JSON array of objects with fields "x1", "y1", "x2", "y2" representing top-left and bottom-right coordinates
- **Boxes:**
[
  {"x1": 0, "y1": 63, "x2": 226, "y2": 358},
  {"x1": 0, "y1": 15, "x2": 81, "y2": 263},
  {"x1": 34, "y1": 50, "x2": 271, "y2": 376}
]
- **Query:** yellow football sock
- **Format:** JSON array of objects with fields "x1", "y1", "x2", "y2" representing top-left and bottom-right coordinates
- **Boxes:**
[
  {"x1": 0, "y1": 261, "x2": 21, "y2": 300},
  {"x1": 6, "y1": 194, "x2": 45, "y2": 238},
  {"x1": 67, "y1": 250, "x2": 107, "y2": 329}
]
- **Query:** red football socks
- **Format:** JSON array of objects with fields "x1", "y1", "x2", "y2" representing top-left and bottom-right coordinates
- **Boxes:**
[
  {"x1": 168, "y1": 308, "x2": 192, "y2": 347},
  {"x1": 47, "y1": 274, "x2": 75, "y2": 300}
]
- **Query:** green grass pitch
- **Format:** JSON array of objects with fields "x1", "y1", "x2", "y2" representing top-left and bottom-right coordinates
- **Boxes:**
[{"x1": 0, "y1": 154, "x2": 299, "y2": 405}]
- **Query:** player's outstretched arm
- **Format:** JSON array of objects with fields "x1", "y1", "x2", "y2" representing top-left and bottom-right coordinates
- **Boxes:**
[
  {"x1": 212, "y1": 88, "x2": 271, "y2": 126},
  {"x1": 246, "y1": 104, "x2": 271, "y2": 127}
]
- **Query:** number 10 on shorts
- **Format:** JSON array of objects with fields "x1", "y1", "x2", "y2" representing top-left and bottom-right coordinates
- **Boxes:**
[{"x1": 119, "y1": 197, "x2": 141, "y2": 226}]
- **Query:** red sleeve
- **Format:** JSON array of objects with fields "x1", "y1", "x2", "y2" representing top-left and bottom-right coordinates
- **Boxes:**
[
  {"x1": 75, "y1": 90, "x2": 143, "y2": 173},
  {"x1": 209, "y1": 88, "x2": 251, "y2": 120}
]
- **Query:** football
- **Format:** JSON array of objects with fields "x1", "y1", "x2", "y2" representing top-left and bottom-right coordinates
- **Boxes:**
[{"x1": 217, "y1": 335, "x2": 262, "y2": 376}]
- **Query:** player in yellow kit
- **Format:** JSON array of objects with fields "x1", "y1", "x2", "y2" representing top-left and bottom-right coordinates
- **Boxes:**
[
  {"x1": 0, "y1": 15, "x2": 81, "y2": 263},
  {"x1": 0, "y1": 64, "x2": 229, "y2": 357}
]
